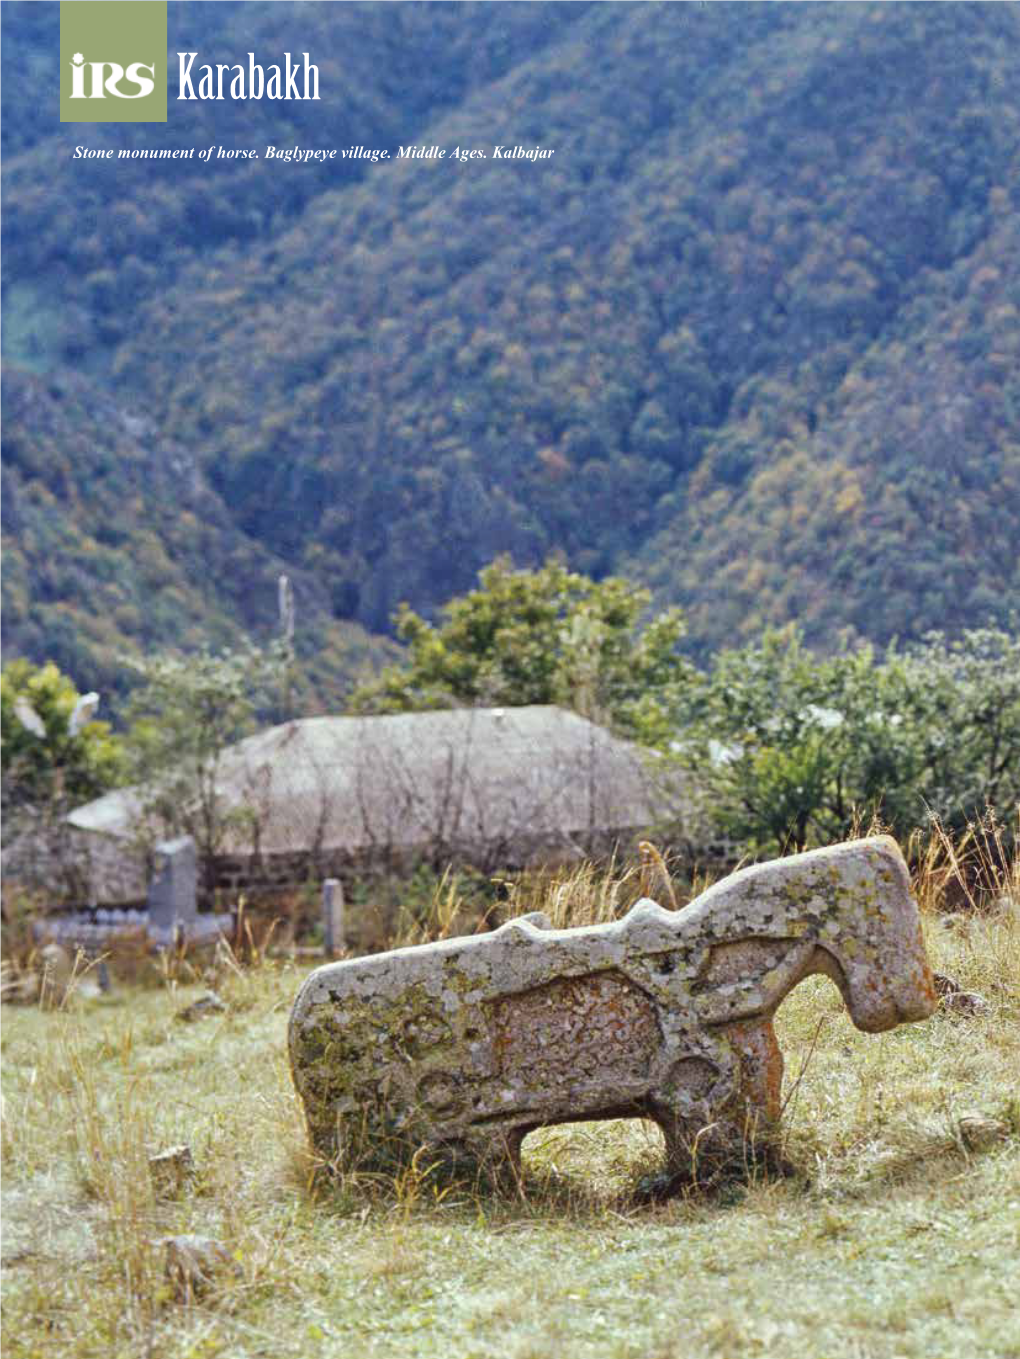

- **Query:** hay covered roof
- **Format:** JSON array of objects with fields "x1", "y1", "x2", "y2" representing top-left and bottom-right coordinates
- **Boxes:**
[{"x1": 68, "y1": 706, "x2": 667, "y2": 861}]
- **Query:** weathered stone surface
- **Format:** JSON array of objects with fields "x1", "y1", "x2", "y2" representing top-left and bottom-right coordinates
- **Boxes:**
[
  {"x1": 147, "y1": 837, "x2": 198, "y2": 934},
  {"x1": 288, "y1": 837, "x2": 937, "y2": 1180},
  {"x1": 175, "y1": 990, "x2": 226, "y2": 1023},
  {"x1": 162, "y1": 1235, "x2": 241, "y2": 1300},
  {"x1": 149, "y1": 1144, "x2": 195, "y2": 1197}
]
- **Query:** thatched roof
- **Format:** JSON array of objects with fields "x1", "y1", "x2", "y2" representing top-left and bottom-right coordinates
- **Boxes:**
[{"x1": 68, "y1": 706, "x2": 668, "y2": 864}]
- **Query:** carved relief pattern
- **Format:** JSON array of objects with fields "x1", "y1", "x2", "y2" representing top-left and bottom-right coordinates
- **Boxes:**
[{"x1": 289, "y1": 838, "x2": 937, "y2": 1180}]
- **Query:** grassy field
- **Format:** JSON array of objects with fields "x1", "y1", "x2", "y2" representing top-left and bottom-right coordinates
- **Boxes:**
[{"x1": 2, "y1": 854, "x2": 1019, "y2": 1359}]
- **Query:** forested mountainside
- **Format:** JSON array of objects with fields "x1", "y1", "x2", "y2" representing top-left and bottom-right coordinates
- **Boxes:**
[
  {"x1": 636, "y1": 204, "x2": 1020, "y2": 648},
  {"x1": 0, "y1": 367, "x2": 388, "y2": 702},
  {"x1": 2, "y1": 1, "x2": 588, "y2": 368},
  {"x1": 2, "y1": 2, "x2": 1018, "y2": 695}
]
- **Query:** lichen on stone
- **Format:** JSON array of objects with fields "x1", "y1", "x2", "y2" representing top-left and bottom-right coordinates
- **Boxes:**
[{"x1": 289, "y1": 837, "x2": 936, "y2": 1181}]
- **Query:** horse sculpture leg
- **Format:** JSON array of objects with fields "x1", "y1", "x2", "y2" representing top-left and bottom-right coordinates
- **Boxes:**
[
  {"x1": 723, "y1": 1019, "x2": 784, "y2": 1126},
  {"x1": 645, "y1": 1021, "x2": 785, "y2": 1184},
  {"x1": 719, "y1": 1018, "x2": 786, "y2": 1170}
]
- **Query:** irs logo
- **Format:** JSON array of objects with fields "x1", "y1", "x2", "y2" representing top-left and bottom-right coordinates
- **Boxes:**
[{"x1": 68, "y1": 51, "x2": 157, "y2": 101}]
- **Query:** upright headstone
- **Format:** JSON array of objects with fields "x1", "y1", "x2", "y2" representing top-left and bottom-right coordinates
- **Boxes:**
[
  {"x1": 33, "y1": 832, "x2": 228, "y2": 954},
  {"x1": 148, "y1": 837, "x2": 198, "y2": 943},
  {"x1": 322, "y1": 878, "x2": 344, "y2": 957}
]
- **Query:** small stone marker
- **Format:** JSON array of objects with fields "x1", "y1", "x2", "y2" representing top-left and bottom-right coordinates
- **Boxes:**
[
  {"x1": 162, "y1": 1234, "x2": 241, "y2": 1301},
  {"x1": 149, "y1": 1144, "x2": 195, "y2": 1197},
  {"x1": 147, "y1": 837, "x2": 198, "y2": 941},
  {"x1": 289, "y1": 837, "x2": 937, "y2": 1182},
  {"x1": 174, "y1": 990, "x2": 226, "y2": 1023},
  {"x1": 322, "y1": 878, "x2": 344, "y2": 957},
  {"x1": 933, "y1": 971, "x2": 990, "y2": 1017}
]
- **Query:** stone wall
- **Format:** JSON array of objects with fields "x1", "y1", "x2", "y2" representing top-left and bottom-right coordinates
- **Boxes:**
[
  {"x1": 4, "y1": 816, "x2": 739, "y2": 918},
  {"x1": 2, "y1": 813, "x2": 149, "y2": 909}
]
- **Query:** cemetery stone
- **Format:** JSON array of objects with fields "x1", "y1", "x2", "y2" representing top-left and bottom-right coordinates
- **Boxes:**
[{"x1": 289, "y1": 837, "x2": 937, "y2": 1182}]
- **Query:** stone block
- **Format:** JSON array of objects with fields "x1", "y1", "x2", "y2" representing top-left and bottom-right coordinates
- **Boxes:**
[
  {"x1": 149, "y1": 1144, "x2": 195, "y2": 1197},
  {"x1": 288, "y1": 837, "x2": 937, "y2": 1182},
  {"x1": 147, "y1": 837, "x2": 198, "y2": 934}
]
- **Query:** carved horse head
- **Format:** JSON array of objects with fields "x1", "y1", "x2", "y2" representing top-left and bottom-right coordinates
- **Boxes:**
[{"x1": 681, "y1": 836, "x2": 937, "y2": 1033}]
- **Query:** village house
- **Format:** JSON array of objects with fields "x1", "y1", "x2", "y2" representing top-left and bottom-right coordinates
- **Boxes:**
[{"x1": 43, "y1": 705, "x2": 676, "y2": 908}]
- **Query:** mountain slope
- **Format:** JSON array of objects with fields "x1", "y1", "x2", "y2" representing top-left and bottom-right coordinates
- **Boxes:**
[
  {"x1": 1, "y1": 1, "x2": 590, "y2": 369},
  {"x1": 2, "y1": 1, "x2": 1018, "y2": 680},
  {"x1": 0, "y1": 366, "x2": 388, "y2": 702},
  {"x1": 113, "y1": 2, "x2": 1020, "y2": 643},
  {"x1": 633, "y1": 207, "x2": 1020, "y2": 648}
]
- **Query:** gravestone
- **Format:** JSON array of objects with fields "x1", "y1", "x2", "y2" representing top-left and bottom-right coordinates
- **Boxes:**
[
  {"x1": 33, "y1": 835, "x2": 231, "y2": 953},
  {"x1": 147, "y1": 837, "x2": 198, "y2": 940},
  {"x1": 289, "y1": 837, "x2": 937, "y2": 1183},
  {"x1": 145, "y1": 837, "x2": 232, "y2": 947}
]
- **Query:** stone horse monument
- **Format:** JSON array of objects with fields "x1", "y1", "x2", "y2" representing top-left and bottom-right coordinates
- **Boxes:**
[{"x1": 289, "y1": 837, "x2": 936, "y2": 1180}]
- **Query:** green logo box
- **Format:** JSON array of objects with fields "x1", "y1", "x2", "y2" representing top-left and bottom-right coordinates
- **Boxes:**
[{"x1": 60, "y1": 0, "x2": 167, "y2": 123}]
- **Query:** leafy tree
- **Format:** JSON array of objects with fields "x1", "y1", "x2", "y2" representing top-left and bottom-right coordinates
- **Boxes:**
[
  {"x1": 348, "y1": 556, "x2": 694, "y2": 742},
  {"x1": 675, "y1": 631, "x2": 901, "y2": 854},
  {"x1": 674, "y1": 627, "x2": 1020, "y2": 856},
  {"x1": 123, "y1": 643, "x2": 287, "y2": 878},
  {"x1": 895, "y1": 628, "x2": 1020, "y2": 829},
  {"x1": 0, "y1": 659, "x2": 123, "y2": 813}
]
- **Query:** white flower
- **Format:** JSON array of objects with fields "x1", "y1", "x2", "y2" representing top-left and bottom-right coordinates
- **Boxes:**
[
  {"x1": 868, "y1": 710, "x2": 903, "y2": 728},
  {"x1": 802, "y1": 704, "x2": 843, "y2": 731},
  {"x1": 14, "y1": 697, "x2": 46, "y2": 738},
  {"x1": 73, "y1": 52, "x2": 85, "y2": 65},
  {"x1": 69, "y1": 692, "x2": 100, "y2": 736},
  {"x1": 709, "y1": 738, "x2": 742, "y2": 767}
]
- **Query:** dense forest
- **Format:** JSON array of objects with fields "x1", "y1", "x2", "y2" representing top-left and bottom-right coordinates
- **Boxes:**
[
  {"x1": 2, "y1": 2, "x2": 1018, "y2": 699},
  {"x1": 0, "y1": 367, "x2": 388, "y2": 699}
]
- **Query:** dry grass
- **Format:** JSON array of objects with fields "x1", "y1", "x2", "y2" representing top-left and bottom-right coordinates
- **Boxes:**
[{"x1": 2, "y1": 828, "x2": 1019, "y2": 1359}]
